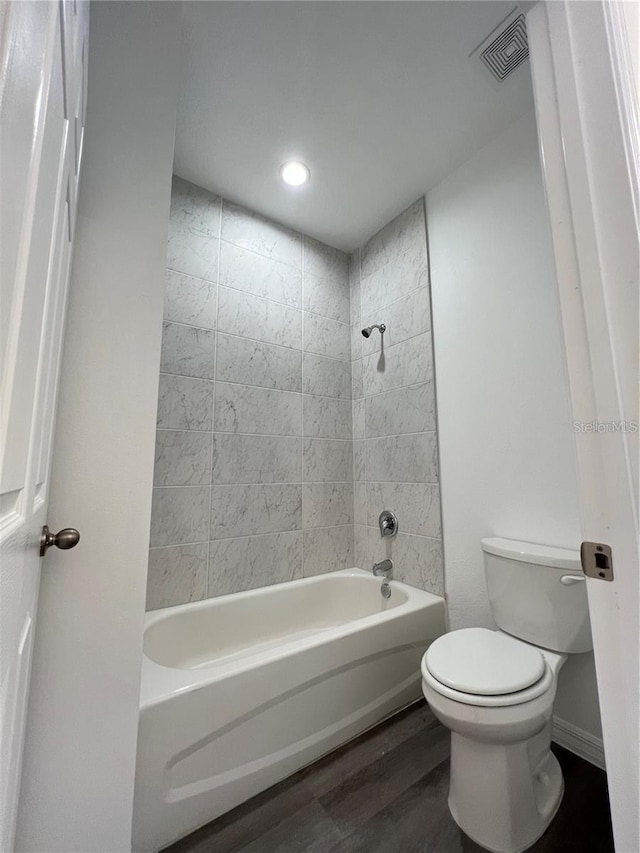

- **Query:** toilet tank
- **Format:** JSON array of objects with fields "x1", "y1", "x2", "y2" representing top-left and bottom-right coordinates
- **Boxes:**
[{"x1": 482, "y1": 537, "x2": 593, "y2": 653}]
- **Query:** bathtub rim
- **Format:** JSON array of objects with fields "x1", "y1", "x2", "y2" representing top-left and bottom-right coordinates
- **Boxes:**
[{"x1": 140, "y1": 568, "x2": 445, "y2": 709}]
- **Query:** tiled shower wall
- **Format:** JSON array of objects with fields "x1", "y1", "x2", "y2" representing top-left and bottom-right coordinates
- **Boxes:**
[
  {"x1": 147, "y1": 177, "x2": 353, "y2": 609},
  {"x1": 350, "y1": 201, "x2": 444, "y2": 595},
  {"x1": 147, "y1": 181, "x2": 443, "y2": 608}
]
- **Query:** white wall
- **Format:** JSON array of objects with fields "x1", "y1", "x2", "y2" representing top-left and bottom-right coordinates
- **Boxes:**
[
  {"x1": 16, "y1": 4, "x2": 181, "y2": 850},
  {"x1": 426, "y1": 111, "x2": 602, "y2": 741}
]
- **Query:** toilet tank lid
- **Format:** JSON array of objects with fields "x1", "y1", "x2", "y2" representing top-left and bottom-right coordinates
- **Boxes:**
[{"x1": 481, "y1": 538, "x2": 581, "y2": 570}]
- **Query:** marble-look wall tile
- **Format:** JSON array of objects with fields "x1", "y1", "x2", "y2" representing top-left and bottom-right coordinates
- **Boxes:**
[
  {"x1": 360, "y1": 257, "x2": 429, "y2": 320},
  {"x1": 354, "y1": 523, "x2": 370, "y2": 568},
  {"x1": 212, "y1": 433, "x2": 301, "y2": 484},
  {"x1": 214, "y1": 383, "x2": 301, "y2": 436},
  {"x1": 149, "y1": 486, "x2": 210, "y2": 547},
  {"x1": 221, "y1": 201, "x2": 302, "y2": 268},
  {"x1": 360, "y1": 199, "x2": 428, "y2": 279},
  {"x1": 367, "y1": 482, "x2": 441, "y2": 538},
  {"x1": 302, "y1": 483, "x2": 354, "y2": 528},
  {"x1": 303, "y1": 312, "x2": 351, "y2": 362},
  {"x1": 351, "y1": 357, "x2": 364, "y2": 399},
  {"x1": 350, "y1": 323, "x2": 363, "y2": 362},
  {"x1": 146, "y1": 543, "x2": 208, "y2": 610},
  {"x1": 303, "y1": 439, "x2": 353, "y2": 483},
  {"x1": 219, "y1": 241, "x2": 302, "y2": 307},
  {"x1": 353, "y1": 440, "x2": 366, "y2": 482},
  {"x1": 303, "y1": 396, "x2": 352, "y2": 440},
  {"x1": 151, "y1": 182, "x2": 366, "y2": 609},
  {"x1": 218, "y1": 285, "x2": 302, "y2": 350},
  {"x1": 364, "y1": 381, "x2": 436, "y2": 437},
  {"x1": 153, "y1": 430, "x2": 213, "y2": 486},
  {"x1": 208, "y1": 531, "x2": 303, "y2": 596},
  {"x1": 216, "y1": 333, "x2": 302, "y2": 392},
  {"x1": 304, "y1": 236, "x2": 349, "y2": 283},
  {"x1": 349, "y1": 251, "x2": 361, "y2": 327},
  {"x1": 389, "y1": 532, "x2": 443, "y2": 595},
  {"x1": 304, "y1": 273, "x2": 350, "y2": 324},
  {"x1": 353, "y1": 483, "x2": 367, "y2": 526},
  {"x1": 350, "y1": 200, "x2": 443, "y2": 597},
  {"x1": 170, "y1": 177, "x2": 221, "y2": 238},
  {"x1": 360, "y1": 287, "x2": 431, "y2": 354},
  {"x1": 156, "y1": 374, "x2": 214, "y2": 431},
  {"x1": 160, "y1": 322, "x2": 216, "y2": 380},
  {"x1": 164, "y1": 270, "x2": 217, "y2": 330},
  {"x1": 361, "y1": 332, "x2": 432, "y2": 397},
  {"x1": 303, "y1": 526, "x2": 354, "y2": 577},
  {"x1": 303, "y1": 353, "x2": 351, "y2": 399},
  {"x1": 352, "y1": 398, "x2": 365, "y2": 440},
  {"x1": 353, "y1": 524, "x2": 443, "y2": 595},
  {"x1": 366, "y1": 433, "x2": 438, "y2": 483},
  {"x1": 166, "y1": 234, "x2": 219, "y2": 283},
  {"x1": 210, "y1": 484, "x2": 302, "y2": 539},
  {"x1": 167, "y1": 178, "x2": 221, "y2": 281}
]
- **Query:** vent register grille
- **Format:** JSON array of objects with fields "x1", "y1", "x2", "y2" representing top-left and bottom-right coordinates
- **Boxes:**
[{"x1": 476, "y1": 12, "x2": 529, "y2": 82}]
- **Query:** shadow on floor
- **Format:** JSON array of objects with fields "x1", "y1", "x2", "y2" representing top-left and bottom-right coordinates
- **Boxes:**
[{"x1": 163, "y1": 701, "x2": 614, "y2": 853}]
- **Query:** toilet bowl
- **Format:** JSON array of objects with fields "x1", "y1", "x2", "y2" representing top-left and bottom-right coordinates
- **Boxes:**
[{"x1": 421, "y1": 538, "x2": 592, "y2": 853}]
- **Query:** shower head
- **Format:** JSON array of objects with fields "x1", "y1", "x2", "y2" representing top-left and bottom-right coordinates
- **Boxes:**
[{"x1": 361, "y1": 323, "x2": 386, "y2": 338}]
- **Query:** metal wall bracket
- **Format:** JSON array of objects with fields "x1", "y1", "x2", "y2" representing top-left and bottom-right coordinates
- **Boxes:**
[{"x1": 580, "y1": 541, "x2": 614, "y2": 581}]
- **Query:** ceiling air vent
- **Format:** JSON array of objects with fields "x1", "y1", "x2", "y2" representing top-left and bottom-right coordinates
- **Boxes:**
[{"x1": 473, "y1": 9, "x2": 529, "y2": 83}]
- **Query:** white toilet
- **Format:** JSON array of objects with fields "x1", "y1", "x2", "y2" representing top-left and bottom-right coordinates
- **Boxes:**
[{"x1": 421, "y1": 537, "x2": 592, "y2": 853}]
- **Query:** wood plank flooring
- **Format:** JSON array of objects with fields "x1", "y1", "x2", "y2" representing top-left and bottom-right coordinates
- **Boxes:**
[{"x1": 164, "y1": 701, "x2": 614, "y2": 853}]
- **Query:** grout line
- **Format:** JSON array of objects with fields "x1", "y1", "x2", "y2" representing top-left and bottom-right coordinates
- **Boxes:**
[
  {"x1": 164, "y1": 280, "x2": 351, "y2": 331},
  {"x1": 152, "y1": 479, "x2": 438, "y2": 489},
  {"x1": 150, "y1": 523, "x2": 357, "y2": 552},
  {"x1": 360, "y1": 281, "x2": 431, "y2": 318},
  {"x1": 353, "y1": 523, "x2": 443, "y2": 542},
  {"x1": 207, "y1": 198, "x2": 223, "y2": 595},
  {"x1": 158, "y1": 369, "x2": 431, "y2": 401},
  {"x1": 209, "y1": 432, "x2": 351, "y2": 441},
  {"x1": 218, "y1": 279, "x2": 352, "y2": 327},
  {"x1": 155, "y1": 425, "x2": 432, "y2": 440},
  {"x1": 218, "y1": 230, "x2": 348, "y2": 285},
  {"x1": 153, "y1": 482, "x2": 357, "y2": 491},
  {"x1": 354, "y1": 328, "x2": 433, "y2": 363},
  {"x1": 163, "y1": 320, "x2": 351, "y2": 362},
  {"x1": 161, "y1": 318, "x2": 217, "y2": 334},
  {"x1": 166, "y1": 266, "x2": 218, "y2": 288},
  {"x1": 352, "y1": 378, "x2": 435, "y2": 404},
  {"x1": 218, "y1": 235, "x2": 304, "y2": 274}
]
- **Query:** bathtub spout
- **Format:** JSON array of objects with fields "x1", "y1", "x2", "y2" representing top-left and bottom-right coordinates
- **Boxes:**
[{"x1": 372, "y1": 559, "x2": 393, "y2": 579}]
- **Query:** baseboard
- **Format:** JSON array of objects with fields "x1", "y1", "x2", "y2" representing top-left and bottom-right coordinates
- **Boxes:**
[{"x1": 552, "y1": 715, "x2": 606, "y2": 770}]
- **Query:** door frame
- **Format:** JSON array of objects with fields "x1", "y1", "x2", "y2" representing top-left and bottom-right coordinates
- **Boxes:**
[
  {"x1": 14, "y1": 1, "x2": 639, "y2": 849},
  {"x1": 527, "y1": 2, "x2": 639, "y2": 850}
]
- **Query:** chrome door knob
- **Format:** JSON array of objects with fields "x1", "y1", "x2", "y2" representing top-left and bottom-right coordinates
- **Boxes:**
[{"x1": 40, "y1": 525, "x2": 80, "y2": 556}]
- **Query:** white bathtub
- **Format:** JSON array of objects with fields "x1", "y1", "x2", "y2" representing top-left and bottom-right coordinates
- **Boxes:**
[{"x1": 133, "y1": 568, "x2": 446, "y2": 852}]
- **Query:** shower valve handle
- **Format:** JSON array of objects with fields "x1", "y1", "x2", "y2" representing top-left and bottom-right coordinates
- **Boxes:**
[{"x1": 378, "y1": 509, "x2": 398, "y2": 538}]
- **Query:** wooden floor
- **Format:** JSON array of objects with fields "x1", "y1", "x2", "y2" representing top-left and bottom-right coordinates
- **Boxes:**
[{"x1": 164, "y1": 701, "x2": 614, "y2": 853}]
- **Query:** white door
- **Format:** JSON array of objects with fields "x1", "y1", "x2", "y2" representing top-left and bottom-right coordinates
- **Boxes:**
[
  {"x1": 0, "y1": 1, "x2": 88, "y2": 847},
  {"x1": 528, "y1": 3, "x2": 639, "y2": 851}
]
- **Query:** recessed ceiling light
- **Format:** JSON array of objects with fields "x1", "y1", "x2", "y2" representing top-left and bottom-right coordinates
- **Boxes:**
[{"x1": 280, "y1": 161, "x2": 310, "y2": 187}]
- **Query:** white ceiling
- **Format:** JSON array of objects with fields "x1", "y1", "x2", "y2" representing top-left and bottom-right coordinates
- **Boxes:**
[{"x1": 175, "y1": 2, "x2": 534, "y2": 252}]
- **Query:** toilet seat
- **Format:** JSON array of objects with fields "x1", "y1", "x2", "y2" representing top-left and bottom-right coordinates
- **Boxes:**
[{"x1": 422, "y1": 628, "x2": 554, "y2": 707}]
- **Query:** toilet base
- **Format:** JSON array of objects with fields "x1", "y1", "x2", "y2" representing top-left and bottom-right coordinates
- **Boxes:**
[{"x1": 447, "y1": 725, "x2": 564, "y2": 853}]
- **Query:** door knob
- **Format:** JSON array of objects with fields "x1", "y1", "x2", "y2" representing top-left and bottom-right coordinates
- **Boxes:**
[{"x1": 40, "y1": 525, "x2": 80, "y2": 556}]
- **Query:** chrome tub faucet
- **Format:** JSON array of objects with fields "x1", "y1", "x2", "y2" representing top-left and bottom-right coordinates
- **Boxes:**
[{"x1": 372, "y1": 559, "x2": 393, "y2": 579}]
